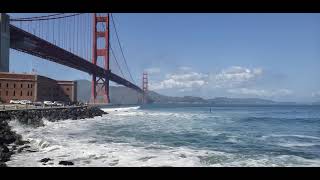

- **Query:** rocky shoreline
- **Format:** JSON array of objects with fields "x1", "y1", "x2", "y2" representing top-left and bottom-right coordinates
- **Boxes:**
[{"x1": 0, "y1": 106, "x2": 107, "y2": 167}]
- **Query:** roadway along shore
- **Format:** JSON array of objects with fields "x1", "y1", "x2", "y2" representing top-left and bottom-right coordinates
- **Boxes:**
[{"x1": 0, "y1": 105, "x2": 107, "y2": 167}]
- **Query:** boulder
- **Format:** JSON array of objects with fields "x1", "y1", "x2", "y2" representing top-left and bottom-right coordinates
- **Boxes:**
[
  {"x1": 39, "y1": 158, "x2": 52, "y2": 163},
  {"x1": 0, "y1": 162, "x2": 7, "y2": 167},
  {"x1": 59, "y1": 161, "x2": 74, "y2": 166}
]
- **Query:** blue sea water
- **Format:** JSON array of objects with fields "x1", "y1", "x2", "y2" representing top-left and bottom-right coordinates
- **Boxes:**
[{"x1": 7, "y1": 105, "x2": 320, "y2": 166}]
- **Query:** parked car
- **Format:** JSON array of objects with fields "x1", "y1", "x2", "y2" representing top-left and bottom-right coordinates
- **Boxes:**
[
  {"x1": 43, "y1": 101, "x2": 55, "y2": 106},
  {"x1": 33, "y1": 101, "x2": 43, "y2": 106},
  {"x1": 54, "y1": 101, "x2": 64, "y2": 106},
  {"x1": 20, "y1": 100, "x2": 32, "y2": 105},
  {"x1": 10, "y1": 99, "x2": 21, "y2": 104}
]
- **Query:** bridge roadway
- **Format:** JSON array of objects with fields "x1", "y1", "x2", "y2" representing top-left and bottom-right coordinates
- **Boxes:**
[{"x1": 9, "y1": 25, "x2": 143, "y2": 94}]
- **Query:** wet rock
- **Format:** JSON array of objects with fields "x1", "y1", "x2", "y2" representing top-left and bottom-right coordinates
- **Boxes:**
[
  {"x1": 0, "y1": 119, "x2": 26, "y2": 164},
  {"x1": 179, "y1": 154, "x2": 187, "y2": 158},
  {"x1": 0, "y1": 149, "x2": 11, "y2": 162},
  {"x1": 15, "y1": 139, "x2": 29, "y2": 146},
  {"x1": 1, "y1": 106, "x2": 107, "y2": 126},
  {"x1": 0, "y1": 144, "x2": 9, "y2": 153},
  {"x1": 17, "y1": 145, "x2": 31, "y2": 153},
  {"x1": 40, "y1": 158, "x2": 52, "y2": 163},
  {"x1": 26, "y1": 149, "x2": 37, "y2": 153},
  {"x1": 0, "y1": 162, "x2": 7, "y2": 167},
  {"x1": 59, "y1": 161, "x2": 74, "y2": 166}
]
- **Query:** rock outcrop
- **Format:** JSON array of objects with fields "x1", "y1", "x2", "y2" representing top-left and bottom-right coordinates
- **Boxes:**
[{"x1": 0, "y1": 106, "x2": 107, "y2": 167}]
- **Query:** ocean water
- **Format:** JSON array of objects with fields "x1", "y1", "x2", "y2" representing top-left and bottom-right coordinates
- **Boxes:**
[{"x1": 6, "y1": 105, "x2": 320, "y2": 167}]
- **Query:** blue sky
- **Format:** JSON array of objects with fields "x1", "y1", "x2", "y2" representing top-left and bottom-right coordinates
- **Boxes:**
[{"x1": 7, "y1": 13, "x2": 320, "y2": 102}]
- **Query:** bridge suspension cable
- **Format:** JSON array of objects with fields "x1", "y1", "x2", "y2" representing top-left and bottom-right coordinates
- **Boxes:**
[
  {"x1": 9, "y1": 13, "x2": 65, "y2": 20},
  {"x1": 110, "y1": 44, "x2": 125, "y2": 79},
  {"x1": 99, "y1": 13, "x2": 125, "y2": 79},
  {"x1": 110, "y1": 13, "x2": 136, "y2": 85},
  {"x1": 10, "y1": 13, "x2": 84, "y2": 21}
]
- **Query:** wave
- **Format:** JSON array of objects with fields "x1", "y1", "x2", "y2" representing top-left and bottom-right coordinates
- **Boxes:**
[
  {"x1": 262, "y1": 134, "x2": 320, "y2": 140},
  {"x1": 277, "y1": 142, "x2": 319, "y2": 148},
  {"x1": 206, "y1": 155, "x2": 320, "y2": 167},
  {"x1": 101, "y1": 106, "x2": 140, "y2": 113},
  {"x1": 242, "y1": 117, "x2": 320, "y2": 123}
]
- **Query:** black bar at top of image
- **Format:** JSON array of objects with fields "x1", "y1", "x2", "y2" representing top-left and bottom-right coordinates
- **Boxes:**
[{"x1": 2, "y1": 0, "x2": 320, "y2": 12}]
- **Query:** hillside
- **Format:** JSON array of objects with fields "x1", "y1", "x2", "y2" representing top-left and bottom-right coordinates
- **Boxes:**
[{"x1": 76, "y1": 80, "x2": 295, "y2": 105}]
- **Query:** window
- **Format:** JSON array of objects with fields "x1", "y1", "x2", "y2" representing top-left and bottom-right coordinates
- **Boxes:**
[
  {"x1": 13, "y1": 91, "x2": 15, "y2": 96},
  {"x1": 27, "y1": 91, "x2": 29, "y2": 96},
  {"x1": 6, "y1": 91, "x2": 8, "y2": 96},
  {"x1": 0, "y1": 83, "x2": 1, "y2": 88},
  {"x1": 66, "y1": 88, "x2": 70, "y2": 91},
  {"x1": 20, "y1": 91, "x2": 22, "y2": 96},
  {"x1": 30, "y1": 91, "x2": 32, "y2": 96},
  {"x1": 6, "y1": 83, "x2": 8, "y2": 88},
  {"x1": 28, "y1": 84, "x2": 29, "y2": 88},
  {"x1": 21, "y1": 84, "x2": 23, "y2": 88},
  {"x1": 14, "y1": 84, "x2": 16, "y2": 88},
  {"x1": 31, "y1": 84, "x2": 33, "y2": 88}
]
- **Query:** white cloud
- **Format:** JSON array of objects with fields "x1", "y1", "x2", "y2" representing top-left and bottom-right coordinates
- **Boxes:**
[
  {"x1": 149, "y1": 66, "x2": 263, "y2": 92},
  {"x1": 150, "y1": 71, "x2": 208, "y2": 91},
  {"x1": 148, "y1": 65, "x2": 295, "y2": 99},
  {"x1": 145, "y1": 67, "x2": 160, "y2": 74},
  {"x1": 227, "y1": 88, "x2": 293, "y2": 97},
  {"x1": 208, "y1": 66, "x2": 263, "y2": 88}
]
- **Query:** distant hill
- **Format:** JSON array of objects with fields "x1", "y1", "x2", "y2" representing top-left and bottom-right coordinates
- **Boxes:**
[
  {"x1": 207, "y1": 97, "x2": 276, "y2": 105},
  {"x1": 77, "y1": 79, "x2": 141, "y2": 104},
  {"x1": 147, "y1": 91, "x2": 207, "y2": 104},
  {"x1": 76, "y1": 79, "x2": 296, "y2": 105}
]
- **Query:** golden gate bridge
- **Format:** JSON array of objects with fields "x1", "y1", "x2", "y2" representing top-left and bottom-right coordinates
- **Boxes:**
[{"x1": 1, "y1": 13, "x2": 148, "y2": 104}]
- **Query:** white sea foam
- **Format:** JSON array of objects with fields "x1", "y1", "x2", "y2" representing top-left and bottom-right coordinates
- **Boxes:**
[
  {"x1": 209, "y1": 155, "x2": 320, "y2": 167},
  {"x1": 277, "y1": 142, "x2": 319, "y2": 148},
  {"x1": 101, "y1": 106, "x2": 140, "y2": 113},
  {"x1": 261, "y1": 134, "x2": 320, "y2": 140}
]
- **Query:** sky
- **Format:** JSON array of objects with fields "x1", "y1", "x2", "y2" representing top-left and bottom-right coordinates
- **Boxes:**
[{"x1": 7, "y1": 13, "x2": 320, "y2": 102}]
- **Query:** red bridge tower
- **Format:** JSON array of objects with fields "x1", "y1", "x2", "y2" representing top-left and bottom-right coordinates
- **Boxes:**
[{"x1": 91, "y1": 13, "x2": 110, "y2": 104}]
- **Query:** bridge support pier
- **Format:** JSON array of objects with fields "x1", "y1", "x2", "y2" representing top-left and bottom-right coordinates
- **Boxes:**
[
  {"x1": 0, "y1": 13, "x2": 9, "y2": 72},
  {"x1": 142, "y1": 72, "x2": 148, "y2": 104},
  {"x1": 91, "y1": 13, "x2": 110, "y2": 104}
]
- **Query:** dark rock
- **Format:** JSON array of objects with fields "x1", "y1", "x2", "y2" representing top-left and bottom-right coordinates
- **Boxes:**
[
  {"x1": 0, "y1": 145, "x2": 9, "y2": 153},
  {"x1": 17, "y1": 145, "x2": 31, "y2": 153},
  {"x1": 15, "y1": 140, "x2": 29, "y2": 146},
  {"x1": 0, "y1": 151, "x2": 11, "y2": 162},
  {"x1": 40, "y1": 158, "x2": 52, "y2": 163},
  {"x1": 59, "y1": 161, "x2": 74, "y2": 166},
  {"x1": 26, "y1": 149, "x2": 37, "y2": 153},
  {"x1": 0, "y1": 162, "x2": 7, "y2": 167}
]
